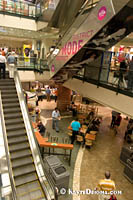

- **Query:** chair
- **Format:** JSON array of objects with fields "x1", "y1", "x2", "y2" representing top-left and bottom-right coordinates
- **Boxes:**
[
  {"x1": 90, "y1": 131, "x2": 98, "y2": 135},
  {"x1": 85, "y1": 139, "x2": 93, "y2": 148},
  {"x1": 62, "y1": 137, "x2": 70, "y2": 159},
  {"x1": 68, "y1": 131, "x2": 72, "y2": 136},
  {"x1": 76, "y1": 135, "x2": 84, "y2": 142}
]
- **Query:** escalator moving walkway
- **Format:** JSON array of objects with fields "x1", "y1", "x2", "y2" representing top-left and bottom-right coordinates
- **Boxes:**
[{"x1": 0, "y1": 72, "x2": 46, "y2": 200}]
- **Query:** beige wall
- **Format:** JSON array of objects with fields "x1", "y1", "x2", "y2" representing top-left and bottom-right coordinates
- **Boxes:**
[
  {"x1": 0, "y1": 15, "x2": 37, "y2": 30},
  {"x1": 64, "y1": 78, "x2": 133, "y2": 117},
  {"x1": 18, "y1": 71, "x2": 50, "y2": 82}
]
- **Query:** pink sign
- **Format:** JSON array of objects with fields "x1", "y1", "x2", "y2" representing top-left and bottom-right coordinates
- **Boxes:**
[
  {"x1": 98, "y1": 6, "x2": 107, "y2": 20},
  {"x1": 51, "y1": 64, "x2": 55, "y2": 72}
]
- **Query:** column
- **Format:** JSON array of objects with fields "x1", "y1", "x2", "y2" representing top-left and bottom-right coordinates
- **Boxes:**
[{"x1": 57, "y1": 85, "x2": 71, "y2": 111}]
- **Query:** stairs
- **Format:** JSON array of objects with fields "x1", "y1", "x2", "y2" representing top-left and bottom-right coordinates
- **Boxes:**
[{"x1": 0, "y1": 73, "x2": 46, "y2": 200}]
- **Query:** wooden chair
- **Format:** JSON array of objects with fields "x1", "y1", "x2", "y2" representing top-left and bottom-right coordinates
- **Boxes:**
[
  {"x1": 85, "y1": 139, "x2": 93, "y2": 148},
  {"x1": 68, "y1": 131, "x2": 72, "y2": 136},
  {"x1": 76, "y1": 135, "x2": 84, "y2": 142},
  {"x1": 90, "y1": 131, "x2": 98, "y2": 135}
]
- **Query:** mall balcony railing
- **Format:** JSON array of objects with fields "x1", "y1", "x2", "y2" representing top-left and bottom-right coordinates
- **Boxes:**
[
  {"x1": 0, "y1": 0, "x2": 42, "y2": 19},
  {"x1": 73, "y1": 54, "x2": 133, "y2": 98},
  {"x1": 16, "y1": 57, "x2": 49, "y2": 73}
]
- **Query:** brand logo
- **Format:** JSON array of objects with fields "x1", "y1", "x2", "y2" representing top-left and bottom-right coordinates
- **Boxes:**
[
  {"x1": 98, "y1": 6, "x2": 107, "y2": 20},
  {"x1": 51, "y1": 64, "x2": 55, "y2": 72}
]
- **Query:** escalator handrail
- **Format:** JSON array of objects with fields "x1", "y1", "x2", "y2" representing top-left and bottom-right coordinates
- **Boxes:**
[
  {"x1": 14, "y1": 70, "x2": 55, "y2": 200},
  {"x1": 0, "y1": 92, "x2": 17, "y2": 200},
  {"x1": 47, "y1": 0, "x2": 100, "y2": 64}
]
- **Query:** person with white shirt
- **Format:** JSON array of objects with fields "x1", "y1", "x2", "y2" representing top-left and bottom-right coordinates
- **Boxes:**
[
  {"x1": 0, "y1": 51, "x2": 6, "y2": 79},
  {"x1": 52, "y1": 107, "x2": 61, "y2": 132}
]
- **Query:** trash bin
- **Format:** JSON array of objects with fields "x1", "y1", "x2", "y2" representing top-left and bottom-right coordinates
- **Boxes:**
[
  {"x1": 44, "y1": 156, "x2": 70, "y2": 191},
  {"x1": 50, "y1": 165, "x2": 70, "y2": 190},
  {"x1": 120, "y1": 145, "x2": 133, "y2": 165}
]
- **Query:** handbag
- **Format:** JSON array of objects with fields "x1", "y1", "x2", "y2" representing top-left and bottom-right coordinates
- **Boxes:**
[{"x1": 109, "y1": 195, "x2": 117, "y2": 200}]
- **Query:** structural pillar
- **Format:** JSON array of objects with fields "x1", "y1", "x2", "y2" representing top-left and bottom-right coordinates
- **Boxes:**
[{"x1": 57, "y1": 85, "x2": 71, "y2": 111}]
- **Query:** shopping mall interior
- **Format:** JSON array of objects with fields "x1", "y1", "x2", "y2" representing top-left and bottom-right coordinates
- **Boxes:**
[{"x1": 0, "y1": 0, "x2": 133, "y2": 200}]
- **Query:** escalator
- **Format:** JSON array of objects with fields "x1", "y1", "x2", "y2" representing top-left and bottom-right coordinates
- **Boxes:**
[
  {"x1": 48, "y1": 0, "x2": 133, "y2": 84},
  {"x1": 0, "y1": 72, "x2": 54, "y2": 200}
]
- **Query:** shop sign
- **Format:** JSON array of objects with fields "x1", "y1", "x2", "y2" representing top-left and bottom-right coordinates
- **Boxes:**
[
  {"x1": 98, "y1": 6, "x2": 107, "y2": 21},
  {"x1": 51, "y1": 64, "x2": 55, "y2": 72}
]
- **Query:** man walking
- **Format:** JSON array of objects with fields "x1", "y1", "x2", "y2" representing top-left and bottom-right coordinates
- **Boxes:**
[
  {"x1": 71, "y1": 118, "x2": 81, "y2": 144},
  {"x1": 97, "y1": 171, "x2": 116, "y2": 200},
  {"x1": 46, "y1": 87, "x2": 51, "y2": 102},
  {"x1": 110, "y1": 110, "x2": 118, "y2": 128},
  {"x1": 7, "y1": 52, "x2": 16, "y2": 78},
  {"x1": 52, "y1": 107, "x2": 61, "y2": 132},
  {"x1": 0, "y1": 52, "x2": 6, "y2": 79}
]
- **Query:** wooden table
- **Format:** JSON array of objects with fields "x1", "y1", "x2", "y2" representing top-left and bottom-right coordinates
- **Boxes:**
[{"x1": 85, "y1": 134, "x2": 96, "y2": 141}]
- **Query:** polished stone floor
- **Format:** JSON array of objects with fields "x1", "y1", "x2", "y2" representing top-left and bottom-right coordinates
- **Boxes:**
[{"x1": 38, "y1": 100, "x2": 133, "y2": 200}]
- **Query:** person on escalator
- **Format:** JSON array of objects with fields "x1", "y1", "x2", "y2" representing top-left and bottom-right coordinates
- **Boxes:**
[{"x1": 7, "y1": 52, "x2": 16, "y2": 78}]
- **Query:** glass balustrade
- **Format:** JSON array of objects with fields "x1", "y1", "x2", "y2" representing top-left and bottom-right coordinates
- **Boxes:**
[
  {"x1": 75, "y1": 51, "x2": 133, "y2": 96},
  {"x1": 0, "y1": 0, "x2": 42, "y2": 18},
  {"x1": 16, "y1": 57, "x2": 49, "y2": 72}
]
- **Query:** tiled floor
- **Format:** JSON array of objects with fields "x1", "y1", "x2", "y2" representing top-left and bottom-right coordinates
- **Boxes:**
[{"x1": 38, "y1": 100, "x2": 133, "y2": 200}]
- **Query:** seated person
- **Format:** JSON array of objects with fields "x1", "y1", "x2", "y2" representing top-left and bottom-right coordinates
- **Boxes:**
[{"x1": 37, "y1": 121, "x2": 46, "y2": 137}]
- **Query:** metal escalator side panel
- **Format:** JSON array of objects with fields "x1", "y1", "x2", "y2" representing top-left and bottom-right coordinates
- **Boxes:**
[
  {"x1": 48, "y1": 0, "x2": 131, "y2": 78},
  {"x1": 0, "y1": 92, "x2": 17, "y2": 200},
  {"x1": 14, "y1": 71, "x2": 55, "y2": 200}
]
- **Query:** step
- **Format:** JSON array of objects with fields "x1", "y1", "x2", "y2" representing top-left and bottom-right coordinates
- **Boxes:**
[
  {"x1": 4, "y1": 107, "x2": 21, "y2": 114},
  {"x1": 5, "y1": 118, "x2": 24, "y2": 126},
  {"x1": 3, "y1": 102, "x2": 20, "y2": 108},
  {"x1": 6, "y1": 124, "x2": 25, "y2": 132},
  {"x1": 12, "y1": 156, "x2": 33, "y2": 168},
  {"x1": 0, "y1": 79, "x2": 13, "y2": 83},
  {"x1": 0, "y1": 82, "x2": 15, "y2": 86},
  {"x1": 2, "y1": 98, "x2": 19, "y2": 103},
  {"x1": 14, "y1": 172, "x2": 37, "y2": 187},
  {"x1": 0, "y1": 86, "x2": 16, "y2": 90},
  {"x1": 7, "y1": 129, "x2": 26, "y2": 138},
  {"x1": 16, "y1": 181, "x2": 42, "y2": 196},
  {"x1": 17, "y1": 188, "x2": 44, "y2": 200},
  {"x1": 9, "y1": 142, "x2": 30, "y2": 152},
  {"x1": 13, "y1": 164, "x2": 35, "y2": 177},
  {"x1": 10, "y1": 149, "x2": 32, "y2": 160},
  {"x1": 2, "y1": 94, "x2": 18, "y2": 99},
  {"x1": 4, "y1": 112, "x2": 22, "y2": 120},
  {"x1": 1, "y1": 90, "x2": 17, "y2": 95},
  {"x1": 8, "y1": 136, "x2": 28, "y2": 144}
]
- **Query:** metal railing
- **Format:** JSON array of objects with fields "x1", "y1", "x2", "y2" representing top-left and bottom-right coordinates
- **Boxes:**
[
  {"x1": 0, "y1": 0, "x2": 42, "y2": 18},
  {"x1": 16, "y1": 57, "x2": 49, "y2": 72},
  {"x1": 74, "y1": 52, "x2": 133, "y2": 97}
]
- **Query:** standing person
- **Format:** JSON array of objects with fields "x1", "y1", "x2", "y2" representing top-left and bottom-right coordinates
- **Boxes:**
[
  {"x1": 54, "y1": 88, "x2": 58, "y2": 103},
  {"x1": 7, "y1": 52, "x2": 16, "y2": 78},
  {"x1": 46, "y1": 87, "x2": 51, "y2": 102},
  {"x1": 70, "y1": 118, "x2": 81, "y2": 144},
  {"x1": 2, "y1": 48, "x2": 5, "y2": 56},
  {"x1": 0, "y1": 52, "x2": 6, "y2": 79},
  {"x1": 36, "y1": 85, "x2": 43, "y2": 101},
  {"x1": 52, "y1": 107, "x2": 61, "y2": 132},
  {"x1": 70, "y1": 102, "x2": 77, "y2": 117},
  {"x1": 97, "y1": 171, "x2": 116, "y2": 200},
  {"x1": 110, "y1": 110, "x2": 118, "y2": 128},
  {"x1": 128, "y1": 56, "x2": 133, "y2": 91},
  {"x1": 114, "y1": 113, "x2": 122, "y2": 134}
]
